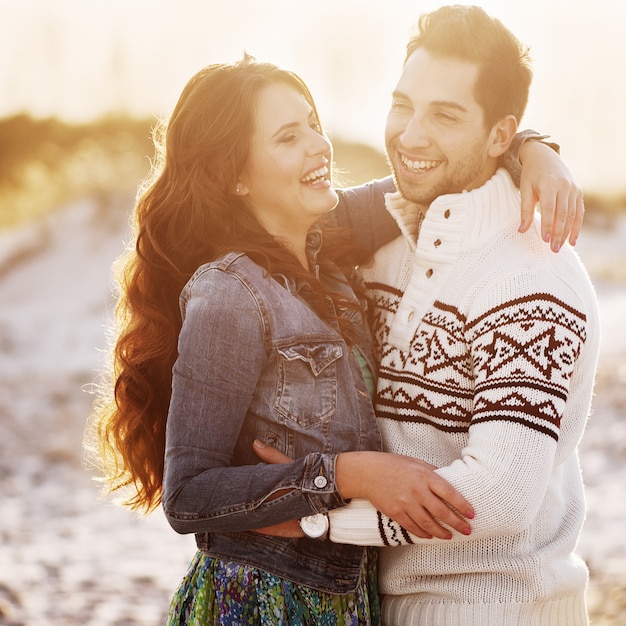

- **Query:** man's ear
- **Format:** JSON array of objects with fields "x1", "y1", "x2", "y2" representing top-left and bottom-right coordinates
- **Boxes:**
[{"x1": 487, "y1": 115, "x2": 517, "y2": 158}]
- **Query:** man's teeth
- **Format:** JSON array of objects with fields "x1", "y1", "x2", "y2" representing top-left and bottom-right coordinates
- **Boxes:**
[
  {"x1": 301, "y1": 166, "x2": 328, "y2": 184},
  {"x1": 401, "y1": 155, "x2": 439, "y2": 172}
]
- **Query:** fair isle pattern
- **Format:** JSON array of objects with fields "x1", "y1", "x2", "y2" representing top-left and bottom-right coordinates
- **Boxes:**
[{"x1": 367, "y1": 283, "x2": 587, "y2": 441}]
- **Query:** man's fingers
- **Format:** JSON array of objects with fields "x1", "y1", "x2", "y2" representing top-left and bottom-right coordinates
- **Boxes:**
[{"x1": 253, "y1": 439, "x2": 294, "y2": 464}]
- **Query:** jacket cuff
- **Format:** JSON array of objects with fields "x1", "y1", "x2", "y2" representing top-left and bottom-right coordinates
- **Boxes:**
[
  {"x1": 301, "y1": 453, "x2": 346, "y2": 511},
  {"x1": 502, "y1": 129, "x2": 560, "y2": 187}
]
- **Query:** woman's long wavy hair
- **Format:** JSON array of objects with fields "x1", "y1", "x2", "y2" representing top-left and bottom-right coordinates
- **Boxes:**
[{"x1": 85, "y1": 56, "x2": 365, "y2": 513}]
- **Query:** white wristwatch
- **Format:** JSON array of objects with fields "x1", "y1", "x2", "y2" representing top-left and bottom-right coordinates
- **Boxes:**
[{"x1": 299, "y1": 513, "x2": 329, "y2": 539}]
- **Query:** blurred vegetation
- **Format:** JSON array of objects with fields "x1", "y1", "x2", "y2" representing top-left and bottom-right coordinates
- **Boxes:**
[
  {"x1": 1, "y1": 114, "x2": 623, "y2": 232},
  {"x1": 0, "y1": 114, "x2": 157, "y2": 230},
  {"x1": 0, "y1": 114, "x2": 391, "y2": 232}
]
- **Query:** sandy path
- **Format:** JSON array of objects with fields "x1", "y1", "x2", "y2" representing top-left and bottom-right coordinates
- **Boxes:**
[{"x1": 0, "y1": 199, "x2": 624, "y2": 625}]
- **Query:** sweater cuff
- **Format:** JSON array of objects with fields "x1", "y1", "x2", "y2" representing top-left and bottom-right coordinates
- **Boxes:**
[{"x1": 328, "y1": 498, "x2": 418, "y2": 546}]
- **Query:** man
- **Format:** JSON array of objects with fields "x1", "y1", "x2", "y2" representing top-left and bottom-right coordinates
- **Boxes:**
[
  {"x1": 325, "y1": 6, "x2": 599, "y2": 625},
  {"x1": 257, "y1": 5, "x2": 598, "y2": 625}
]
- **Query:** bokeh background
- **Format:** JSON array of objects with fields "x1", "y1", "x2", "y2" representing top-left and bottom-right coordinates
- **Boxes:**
[{"x1": 0, "y1": 1, "x2": 625, "y2": 624}]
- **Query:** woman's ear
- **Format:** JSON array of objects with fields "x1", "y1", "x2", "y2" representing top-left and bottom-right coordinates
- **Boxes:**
[
  {"x1": 487, "y1": 115, "x2": 517, "y2": 158},
  {"x1": 234, "y1": 182, "x2": 249, "y2": 196}
]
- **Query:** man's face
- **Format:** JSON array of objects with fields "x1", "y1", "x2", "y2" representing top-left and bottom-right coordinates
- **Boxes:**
[{"x1": 385, "y1": 48, "x2": 498, "y2": 209}]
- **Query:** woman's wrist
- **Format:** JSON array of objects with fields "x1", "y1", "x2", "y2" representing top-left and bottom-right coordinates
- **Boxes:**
[{"x1": 335, "y1": 451, "x2": 371, "y2": 500}]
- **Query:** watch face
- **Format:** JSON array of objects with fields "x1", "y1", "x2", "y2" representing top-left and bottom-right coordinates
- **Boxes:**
[{"x1": 300, "y1": 513, "x2": 329, "y2": 539}]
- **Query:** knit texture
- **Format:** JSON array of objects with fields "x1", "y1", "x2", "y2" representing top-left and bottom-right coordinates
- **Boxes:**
[{"x1": 329, "y1": 169, "x2": 600, "y2": 625}]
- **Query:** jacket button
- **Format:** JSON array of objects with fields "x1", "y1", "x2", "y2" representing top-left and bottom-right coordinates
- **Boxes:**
[{"x1": 314, "y1": 475, "x2": 328, "y2": 488}]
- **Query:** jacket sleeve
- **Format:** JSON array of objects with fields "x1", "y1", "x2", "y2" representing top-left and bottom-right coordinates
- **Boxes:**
[
  {"x1": 330, "y1": 176, "x2": 400, "y2": 259},
  {"x1": 162, "y1": 267, "x2": 346, "y2": 535}
]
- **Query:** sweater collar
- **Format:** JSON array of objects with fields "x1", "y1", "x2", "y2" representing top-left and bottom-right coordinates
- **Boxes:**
[{"x1": 385, "y1": 168, "x2": 521, "y2": 253}]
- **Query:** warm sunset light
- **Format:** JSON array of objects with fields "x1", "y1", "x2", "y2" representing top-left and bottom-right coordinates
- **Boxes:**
[
  {"x1": 1, "y1": 2, "x2": 624, "y2": 625},
  {"x1": 1, "y1": 0, "x2": 625, "y2": 194}
]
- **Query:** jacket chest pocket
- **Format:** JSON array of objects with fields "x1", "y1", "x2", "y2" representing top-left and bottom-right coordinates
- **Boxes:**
[{"x1": 275, "y1": 343, "x2": 342, "y2": 428}]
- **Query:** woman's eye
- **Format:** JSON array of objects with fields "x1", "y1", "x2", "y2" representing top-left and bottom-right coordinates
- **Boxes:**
[{"x1": 278, "y1": 133, "x2": 298, "y2": 144}]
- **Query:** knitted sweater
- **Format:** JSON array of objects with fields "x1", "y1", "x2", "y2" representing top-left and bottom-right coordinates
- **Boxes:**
[{"x1": 328, "y1": 169, "x2": 600, "y2": 625}]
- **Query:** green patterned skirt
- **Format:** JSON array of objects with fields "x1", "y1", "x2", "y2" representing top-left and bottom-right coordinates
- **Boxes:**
[{"x1": 165, "y1": 547, "x2": 380, "y2": 625}]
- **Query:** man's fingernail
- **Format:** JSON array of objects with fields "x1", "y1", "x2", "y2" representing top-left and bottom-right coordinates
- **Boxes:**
[{"x1": 253, "y1": 439, "x2": 266, "y2": 449}]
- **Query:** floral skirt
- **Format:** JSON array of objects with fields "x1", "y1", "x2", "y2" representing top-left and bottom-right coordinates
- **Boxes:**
[{"x1": 165, "y1": 548, "x2": 380, "y2": 625}]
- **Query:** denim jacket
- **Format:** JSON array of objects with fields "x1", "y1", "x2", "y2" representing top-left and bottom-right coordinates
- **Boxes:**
[{"x1": 162, "y1": 228, "x2": 382, "y2": 593}]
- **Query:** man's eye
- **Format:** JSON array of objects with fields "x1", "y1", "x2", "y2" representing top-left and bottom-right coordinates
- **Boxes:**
[
  {"x1": 391, "y1": 100, "x2": 412, "y2": 112},
  {"x1": 436, "y1": 112, "x2": 457, "y2": 122}
]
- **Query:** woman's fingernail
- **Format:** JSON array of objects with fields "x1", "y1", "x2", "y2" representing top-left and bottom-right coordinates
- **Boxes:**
[
  {"x1": 543, "y1": 233, "x2": 551, "y2": 243},
  {"x1": 466, "y1": 510, "x2": 475, "y2": 519},
  {"x1": 463, "y1": 527, "x2": 471, "y2": 536},
  {"x1": 253, "y1": 439, "x2": 266, "y2": 449}
]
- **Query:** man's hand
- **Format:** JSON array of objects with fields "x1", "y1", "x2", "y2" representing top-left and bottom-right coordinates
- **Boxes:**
[{"x1": 518, "y1": 140, "x2": 584, "y2": 251}]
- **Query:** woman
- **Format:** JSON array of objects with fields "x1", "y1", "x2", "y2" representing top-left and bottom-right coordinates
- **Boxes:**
[{"x1": 86, "y1": 56, "x2": 581, "y2": 624}]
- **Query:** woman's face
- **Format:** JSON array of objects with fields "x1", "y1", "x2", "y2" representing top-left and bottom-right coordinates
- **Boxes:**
[{"x1": 237, "y1": 82, "x2": 338, "y2": 240}]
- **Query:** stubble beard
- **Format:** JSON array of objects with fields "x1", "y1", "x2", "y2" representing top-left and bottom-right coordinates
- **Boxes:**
[{"x1": 387, "y1": 142, "x2": 489, "y2": 210}]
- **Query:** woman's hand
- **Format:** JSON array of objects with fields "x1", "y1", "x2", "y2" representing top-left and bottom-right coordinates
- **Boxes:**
[
  {"x1": 253, "y1": 440, "x2": 474, "y2": 541},
  {"x1": 335, "y1": 451, "x2": 473, "y2": 540},
  {"x1": 518, "y1": 140, "x2": 584, "y2": 251}
]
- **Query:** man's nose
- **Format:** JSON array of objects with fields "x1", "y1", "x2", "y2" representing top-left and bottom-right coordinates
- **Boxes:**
[{"x1": 400, "y1": 114, "x2": 429, "y2": 150}]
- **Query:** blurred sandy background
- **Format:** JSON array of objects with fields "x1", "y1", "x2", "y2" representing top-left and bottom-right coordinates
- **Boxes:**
[{"x1": 1, "y1": 1, "x2": 625, "y2": 624}]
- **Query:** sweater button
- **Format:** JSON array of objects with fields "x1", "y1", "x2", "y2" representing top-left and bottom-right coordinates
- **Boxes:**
[
  {"x1": 426, "y1": 268, "x2": 434, "y2": 278},
  {"x1": 314, "y1": 475, "x2": 328, "y2": 489},
  {"x1": 444, "y1": 209, "x2": 451, "y2": 219},
  {"x1": 434, "y1": 238, "x2": 442, "y2": 247}
]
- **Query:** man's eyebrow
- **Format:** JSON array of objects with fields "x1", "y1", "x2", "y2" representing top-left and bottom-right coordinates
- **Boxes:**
[
  {"x1": 392, "y1": 91, "x2": 468, "y2": 113},
  {"x1": 431, "y1": 100, "x2": 468, "y2": 113}
]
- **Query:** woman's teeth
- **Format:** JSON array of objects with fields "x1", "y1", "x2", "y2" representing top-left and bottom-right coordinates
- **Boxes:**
[{"x1": 301, "y1": 166, "x2": 328, "y2": 185}]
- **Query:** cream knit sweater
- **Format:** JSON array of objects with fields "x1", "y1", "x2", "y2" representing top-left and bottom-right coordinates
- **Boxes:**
[{"x1": 329, "y1": 169, "x2": 600, "y2": 626}]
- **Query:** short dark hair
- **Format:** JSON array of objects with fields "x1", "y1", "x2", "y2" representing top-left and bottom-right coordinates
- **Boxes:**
[{"x1": 405, "y1": 5, "x2": 532, "y2": 127}]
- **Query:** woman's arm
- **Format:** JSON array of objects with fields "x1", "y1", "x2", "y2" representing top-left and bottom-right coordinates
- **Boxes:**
[
  {"x1": 162, "y1": 267, "x2": 346, "y2": 535},
  {"x1": 331, "y1": 131, "x2": 583, "y2": 256},
  {"x1": 252, "y1": 440, "x2": 474, "y2": 540}
]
